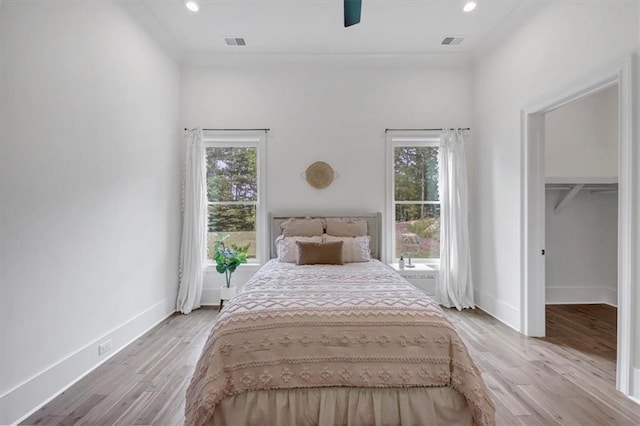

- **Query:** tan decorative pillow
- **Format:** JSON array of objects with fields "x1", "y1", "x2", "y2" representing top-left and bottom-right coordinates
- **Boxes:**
[
  {"x1": 323, "y1": 235, "x2": 370, "y2": 263},
  {"x1": 275, "y1": 235, "x2": 323, "y2": 263},
  {"x1": 325, "y1": 218, "x2": 368, "y2": 237},
  {"x1": 296, "y1": 241, "x2": 344, "y2": 265},
  {"x1": 281, "y1": 217, "x2": 325, "y2": 237}
]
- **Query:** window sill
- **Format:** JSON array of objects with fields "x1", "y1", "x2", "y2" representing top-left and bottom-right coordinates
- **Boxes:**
[
  {"x1": 389, "y1": 262, "x2": 439, "y2": 272},
  {"x1": 205, "y1": 262, "x2": 262, "y2": 273},
  {"x1": 394, "y1": 259, "x2": 440, "y2": 267}
]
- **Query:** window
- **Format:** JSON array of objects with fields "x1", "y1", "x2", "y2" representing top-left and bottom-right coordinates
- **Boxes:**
[
  {"x1": 386, "y1": 132, "x2": 441, "y2": 262},
  {"x1": 204, "y1": 131, "x2": 266, "y2": 264}
]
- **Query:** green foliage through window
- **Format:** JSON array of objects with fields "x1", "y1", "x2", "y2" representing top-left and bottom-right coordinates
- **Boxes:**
[
  {"x1": 206, "y1": 146, "x2": 258, "y2": 260},
  {"x1": 207, "y1": 147, "x2": 257, "y2": 202},
  {"x1": 394, "y1": 145, "x2": 440, "y2": 259},
  {"x1": 394, "y1": 146, "x2": 439, "y2": 202}
]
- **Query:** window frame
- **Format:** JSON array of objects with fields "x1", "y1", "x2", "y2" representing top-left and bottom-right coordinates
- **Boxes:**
[
  {"x1": 385, "y1": 131, "x2": 441, "y2": 265},
  {"x1": 203, "y1": 130, "x2": 267, "y2": 266}
]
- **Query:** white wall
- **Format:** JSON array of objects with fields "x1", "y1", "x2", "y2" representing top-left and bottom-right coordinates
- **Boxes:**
[
  {"x1": 471, "y1": 0, "x2": 639, "y2": 398},
  {"x1": 181, "y1": 54, "x2": 472, "y2": 302},
  {"x1": 0, "y1": 2, "x2": 182, "y2": 424},
  {"x1": 471, "y1": 1, "x2": 637, "y2": 329},
  {"x1": 545, "y1": 191, "x2": 617, "y2": 305},
  {"x1": 545, "y1": 85, "x2": 618, "y2": 179},
  {"x1": 634, "y1": 2, "x2": 640, "y2": 395}
]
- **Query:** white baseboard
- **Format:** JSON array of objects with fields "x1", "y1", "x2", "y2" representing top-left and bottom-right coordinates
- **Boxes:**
[
  {"x1": 604, "y1": 287, "x2": 617, "y2": 307},
  {"x1": 473, "y1": 289, "x2": 520, "y2": 332},
  {"x1": 631, "y1": 367, "x2": 640, "y2": 404},
  {"x1": 546, "y1": 286, "x2": 617, "y2": 307},
  {"x1": 0, "y1": 299, "x2": 176, "y2": 425}
]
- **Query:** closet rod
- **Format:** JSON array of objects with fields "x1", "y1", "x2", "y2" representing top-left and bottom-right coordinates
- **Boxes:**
[
  {"x1": 385, "y1": 128, "x2": 470, "y2": 132},
  {"x1": 184, "y1": 128, "x2": 270, "y2": 132}
]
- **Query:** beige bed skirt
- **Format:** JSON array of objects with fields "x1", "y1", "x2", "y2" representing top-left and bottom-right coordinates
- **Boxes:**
[{"x1": 210, "y1": 387, "x2": 474, "y2": 426}]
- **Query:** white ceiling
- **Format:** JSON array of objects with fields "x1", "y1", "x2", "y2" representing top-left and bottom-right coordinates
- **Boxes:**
[{"x1": 141, "y1": 0, "x2": 525, "y2": 54}]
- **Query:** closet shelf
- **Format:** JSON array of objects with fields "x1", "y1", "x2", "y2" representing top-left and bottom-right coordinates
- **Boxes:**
[
  {"x1": 545, "y1": 177, "x2": 618, "y2": 214},
  {"x1": 545, "y1": 176, "x2": 617, "y2": 185}
]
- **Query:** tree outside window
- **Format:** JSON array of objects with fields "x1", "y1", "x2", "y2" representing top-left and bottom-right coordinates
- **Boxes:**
[
  {"x1": 393, "y1": 145, "x2": 440, "y2": 259},
  {"x1": 206, "y1": 146, "x2": 258, "y2": 261}
]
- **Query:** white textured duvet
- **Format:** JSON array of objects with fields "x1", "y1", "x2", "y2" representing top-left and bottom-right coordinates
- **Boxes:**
[{"x1": 185, "y1": 260, "x2": 494, "y2": 426}]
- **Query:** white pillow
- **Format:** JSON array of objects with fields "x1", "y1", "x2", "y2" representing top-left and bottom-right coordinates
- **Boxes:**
[
  {"x1": 275, "y1": 235, "x2": 323, "y2": 263},
  {"x1": 323, "y1": 235, "x2": 370, "y2": 263}
]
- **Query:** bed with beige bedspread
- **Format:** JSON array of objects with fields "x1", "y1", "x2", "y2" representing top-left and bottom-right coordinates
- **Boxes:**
[{"x1": 185, "y1": 260, "x2": 494, "y2": 426}]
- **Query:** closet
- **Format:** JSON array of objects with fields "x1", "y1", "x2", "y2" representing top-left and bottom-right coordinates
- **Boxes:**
[{"x1": 544, "y1": 84, "x2": 618, "y2": 307}]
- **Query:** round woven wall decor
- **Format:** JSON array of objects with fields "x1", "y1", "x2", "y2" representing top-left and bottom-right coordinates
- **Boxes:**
[{"x1": 305, "y1": 161, "x2": 334, "y2": 189}]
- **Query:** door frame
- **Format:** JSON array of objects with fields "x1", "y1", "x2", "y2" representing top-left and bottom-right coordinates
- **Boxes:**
[{"x1": 520, "y1": 56, "x2": 635, "y2": 395}]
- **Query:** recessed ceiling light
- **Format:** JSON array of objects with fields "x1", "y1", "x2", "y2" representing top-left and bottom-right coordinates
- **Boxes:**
[
  {"x1": 185, "y1": 0, "x2": 199, "y2": 12},
  {"x1": 463, "y1": 1, "x2": 477, "y2": 13}
]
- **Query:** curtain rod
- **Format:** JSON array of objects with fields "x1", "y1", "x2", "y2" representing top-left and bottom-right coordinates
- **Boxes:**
[
  {"x1": 385, "y1": 128, "x2": 470, "y2": 133},
  {"x1": 184, "y1": 128, "x2": 270, "y2": 132}
]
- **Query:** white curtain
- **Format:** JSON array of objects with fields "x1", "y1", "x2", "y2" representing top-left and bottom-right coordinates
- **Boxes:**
[
  {"x1": 437, "y1": 129, "x2": 474, "y2": 310},
  {"x1": 176, "y1": 128, "x2": 206, "y2": 314}
]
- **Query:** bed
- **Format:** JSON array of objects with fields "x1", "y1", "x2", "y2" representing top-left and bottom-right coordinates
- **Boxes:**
[{"x1": 185, "y1": 214, "x2": 494, "y2": 426}]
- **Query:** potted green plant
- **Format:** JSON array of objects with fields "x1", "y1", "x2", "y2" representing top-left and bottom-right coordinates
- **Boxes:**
[{"x1": 213, "y1": 234, "x2": 249, "y2": 301}]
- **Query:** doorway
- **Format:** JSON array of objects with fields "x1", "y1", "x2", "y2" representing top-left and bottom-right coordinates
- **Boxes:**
[
  {"x1": 544, "y1": 85, "x2": 619, "y2": 373},
  {"x1": 521, "y1": 58, "x2": 635, "y2": 396}
]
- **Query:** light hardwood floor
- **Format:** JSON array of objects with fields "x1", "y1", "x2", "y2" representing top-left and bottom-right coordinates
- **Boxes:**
[
  {"x1": 446, "y1": 304, "x2": 638, "y2": 425},
  {"x1": 23, "y1": 304, "x2": 639, "y2": 425}
]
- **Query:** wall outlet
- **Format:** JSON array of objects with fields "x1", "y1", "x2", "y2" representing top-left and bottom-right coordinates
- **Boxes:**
[{"x1": 98, "y1": 340, "x2": 112, "y2": 356}]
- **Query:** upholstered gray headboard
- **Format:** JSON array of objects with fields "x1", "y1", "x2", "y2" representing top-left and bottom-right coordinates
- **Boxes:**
[{"x1": 269, "y1": 212, "x2": 382, "y2": 260}]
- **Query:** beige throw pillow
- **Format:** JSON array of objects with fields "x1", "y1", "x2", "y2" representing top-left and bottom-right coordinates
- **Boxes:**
[
  {"x1": 281, "y1": 217, "x2": 325, "y2": 237},
  {"x1": 296, "y1": 241, "x2": 344, "y2": 265},
  {"x1": 325, "y1": 218, "x2": 368, "y2": 237}
]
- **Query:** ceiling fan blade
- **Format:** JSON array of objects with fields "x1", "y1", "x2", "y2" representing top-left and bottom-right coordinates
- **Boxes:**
[{"x1": 344, "y1": 0, "x2": 362, "y2": 27}]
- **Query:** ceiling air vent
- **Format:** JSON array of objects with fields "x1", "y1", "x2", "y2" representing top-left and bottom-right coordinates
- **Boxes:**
[
  {"x1": 224, "y1": 37, "x2": 247, "y2": 46},
  {"x1": 441, "y1": 36, "x2": 464, "y2": 46},
  {"x1": 225, "y1": 37, "x2": 246, "y2": 46}
]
